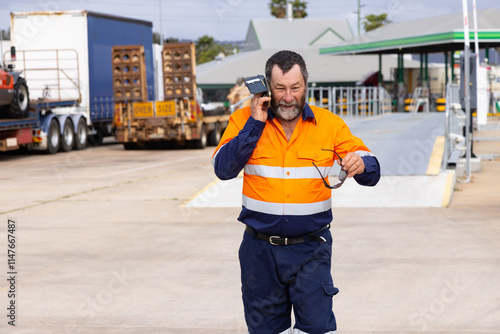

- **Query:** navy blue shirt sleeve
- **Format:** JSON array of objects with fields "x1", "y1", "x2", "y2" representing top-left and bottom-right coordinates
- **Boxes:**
[
  {"x1": 213, "y1": 117, "x2": 265, "y2": 180},
  {"x1": 353, "y1": 155, "x2": 381, "y2": 186}
]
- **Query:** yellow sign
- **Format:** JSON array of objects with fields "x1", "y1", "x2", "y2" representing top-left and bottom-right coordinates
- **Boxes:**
[
  {"x1": 156, "y1": 101, "x2": 176, "y2": 117},
  {"x1": 133, "y1": 102, "x2": 154, "y2": 118}
]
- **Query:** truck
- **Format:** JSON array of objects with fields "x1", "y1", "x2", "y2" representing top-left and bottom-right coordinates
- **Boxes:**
[
  {"x1": 1, "y1": 10, "x2": 155, "y2": 152},
  {"x1": 112, "y1": 42, "x2": 229, "y2": 149},
  {"x1": 0, "y1": 45, "x2": 87, "y2": 153}
]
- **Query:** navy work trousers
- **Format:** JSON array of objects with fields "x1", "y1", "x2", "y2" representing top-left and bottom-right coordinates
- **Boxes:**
[{"x1": 239, "y1": 227, "x2": 339, "y2": 334}]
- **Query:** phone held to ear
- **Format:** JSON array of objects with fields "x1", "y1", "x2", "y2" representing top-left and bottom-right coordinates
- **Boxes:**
[
  {"x1": 244, "y1": 75, "x2": 269, "y2": 95},
  {"x1": 244, "y1": 75, "x2": 271, "y2": 109}
]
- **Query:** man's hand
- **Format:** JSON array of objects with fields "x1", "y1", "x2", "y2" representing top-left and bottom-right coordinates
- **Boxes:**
[
  {"x1": 250, "y1": 92, "x2": 271, "y2": 123},
  {"x1": 341, "y1": 152, "x2": 365, "y2": 178}
]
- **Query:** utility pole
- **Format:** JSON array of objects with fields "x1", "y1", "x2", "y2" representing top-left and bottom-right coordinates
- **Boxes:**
[
  {"x1": 461, "y1": 0, "x2": 472, "y2": 182},
  {"x1": 159, "y1": 0, "x2": 163, "y2": 45},
  {"x1": 355, "y1": 0, "x2": 366, "y2": 35}
]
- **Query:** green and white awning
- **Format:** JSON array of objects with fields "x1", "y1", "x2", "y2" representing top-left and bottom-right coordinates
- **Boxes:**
[{"x1": 320, "y1": 8, "x2": 500, "y2": 55}]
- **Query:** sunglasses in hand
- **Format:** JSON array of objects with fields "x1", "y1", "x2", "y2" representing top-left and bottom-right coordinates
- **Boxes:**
[{"x1": 312, "y1": 149, "x2": 347, "y2": 189}]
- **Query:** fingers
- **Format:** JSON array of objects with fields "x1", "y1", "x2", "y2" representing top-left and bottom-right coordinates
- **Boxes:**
[
  {"x1": 250, "y1": 93, "x2": 271, "y2": 122},
  {"x1": 341, "y1": 152, "x2": 365, "y2": 178}
]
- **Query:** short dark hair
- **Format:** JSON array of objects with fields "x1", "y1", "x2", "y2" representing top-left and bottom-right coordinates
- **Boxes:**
[{"x1": 265, "y1": 50, "x2": 309, "y2": 86}]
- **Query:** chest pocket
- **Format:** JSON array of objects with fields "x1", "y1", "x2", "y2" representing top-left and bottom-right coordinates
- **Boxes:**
[
  {"x1": 246, "y1": 148, "x2": 278, "y2": 187},
  {"x1": 297, "y1": 149, "x2": 334, "y2": 189},
  {"x1": 297, "y1": 149, "x2": 334, "y2": 166},
  {"x1": 248, "y1": 147, "x2": 277, "y2": 164}
]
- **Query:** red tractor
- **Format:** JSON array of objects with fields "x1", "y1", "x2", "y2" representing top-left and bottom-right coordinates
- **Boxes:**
[{"x1": 0, "y1": 48, "x2": 29, "y2": 119}]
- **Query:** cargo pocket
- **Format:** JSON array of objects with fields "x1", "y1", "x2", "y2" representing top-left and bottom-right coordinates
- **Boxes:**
[
  {"x1": 322, "y1": 283, "x2": 339, "y2": 328},
  {"x1": 241, "y1": 286, "x2": 253, "y2": 327}
]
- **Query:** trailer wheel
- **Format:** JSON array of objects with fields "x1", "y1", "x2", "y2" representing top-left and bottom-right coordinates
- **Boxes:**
[
  {"x1": 59, "y1": 118, "x2": 75, "y2": 152},
  {"x1": 88, "y1": 129, "x2": 104, "y2": 146},
  {"x1": 8, "y1": 77, "x2": 30, "y2": 118},
  {"x1": 46, "y1": 119, "x2": 60, "y2": 154},
  {"x1": 74, "y1": 118, "x2": 88, "y2": 150},
  {"x1": 208, "y1": 122, "x2": 221, "y2": 146},
  {"x1": 193, "y1": 124, "x2": 207, "y2": 149}
]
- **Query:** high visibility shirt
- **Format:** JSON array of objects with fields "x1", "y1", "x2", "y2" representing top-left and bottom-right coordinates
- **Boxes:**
[{"x1": 212, "y1": 103, "x2": 380, "y2": 237}]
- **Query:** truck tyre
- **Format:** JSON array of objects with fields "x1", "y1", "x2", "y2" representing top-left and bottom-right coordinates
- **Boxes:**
[
  {"x1": 9, "y1": 77, "x2": 30, "y2": 118},
  {"x1": 60, "y1": 118, "x2": 75, "y2": 152},
  {"x1": 46, "y1": 119, "x2": 60, "y2": 154},
  {"x1": 208, "y1": 122, "x2": 221, "y2": 146},
  {"x1": 89, "y1": 129, "x2": 104, "y2": 146},
  {"x1": 193, "y1": 124, "x2": 207, "y2": 149},
  {"x1": 74, "y1": 118, "x2": 88, "y2": 150}
]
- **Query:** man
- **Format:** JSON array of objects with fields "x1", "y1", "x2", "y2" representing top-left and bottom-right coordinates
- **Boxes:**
[{"x1": 212, "y1": 50, "x2": 380, "y2": 334}]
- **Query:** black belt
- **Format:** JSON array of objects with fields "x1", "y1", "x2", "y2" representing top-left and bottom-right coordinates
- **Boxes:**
[{"x1": 245, "y1": 224, "x2": 330, "y2": 246}]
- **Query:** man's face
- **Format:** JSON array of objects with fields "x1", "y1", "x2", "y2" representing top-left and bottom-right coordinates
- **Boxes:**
[{"x1": 269, "y1": 64, "x2": 307, "y2": 121}]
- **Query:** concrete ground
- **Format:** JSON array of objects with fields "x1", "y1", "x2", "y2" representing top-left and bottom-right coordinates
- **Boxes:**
[
  {"x1": 0, "y1": 115, "x2": 499, "y2": 333},
  {"x1": 187, "y1": 113, "x2": 457, "y2": 208}
]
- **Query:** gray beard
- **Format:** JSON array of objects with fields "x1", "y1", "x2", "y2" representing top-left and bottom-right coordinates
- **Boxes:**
[
  {"x1": 272, "y1": 93, "x2": 306, "y2": 122},
  {"x1": 275, "y1": 103, "x2": 301, "y2": 121}
]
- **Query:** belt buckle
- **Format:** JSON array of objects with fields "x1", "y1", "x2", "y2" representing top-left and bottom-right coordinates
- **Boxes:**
[{"x1": 269, "y1": 236, "x2": 287, "y2": 246}]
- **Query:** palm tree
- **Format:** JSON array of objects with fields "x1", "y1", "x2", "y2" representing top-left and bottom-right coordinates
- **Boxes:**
[
  {"x1": 269, "y1": 0, "x2": 308, "y2": 19},
  {"x1": 270, "y1": 0, "x2": 287, "y2": 18},
  {"x1": 291, "y1": 0, "x2": 307, "y2": 18}
]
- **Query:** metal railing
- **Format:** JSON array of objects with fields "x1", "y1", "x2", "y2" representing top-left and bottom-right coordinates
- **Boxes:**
[
  {"x1": 308, "y1": 86, "x2": 392, "y2": 119},
  {"x1": 408, "y1": 86, "x2": 430, "y2": 113},
  {"x1": 3, "y1": 49, "x2": 81, "y2": 103},
  {"x1": 230, "y1": 94, "x2": 252, "y2": 113},
  {"x1": 442, "y1": 83, "x2": 469, "y2": 173},
  {"x1": 229, "y1": 86, "x2": 392, "y2": 119}
]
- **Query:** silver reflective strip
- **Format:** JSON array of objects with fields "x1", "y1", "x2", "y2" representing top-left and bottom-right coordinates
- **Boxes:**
[
  {"x1": 293, "y1": 329, "x2": 336, "y2": 334},
  {"x1": 244, "y1": 164, "x2": 332, "y2": 179},
  {"x1": 242, "y1": 195, "x2": 331, "y2": 215},
  {"x1": 355, "y1": 150, "x2": 375, "y2": 157},
  {"x1": 211, "y1": 143, "x2": 227, "y2": 167}
]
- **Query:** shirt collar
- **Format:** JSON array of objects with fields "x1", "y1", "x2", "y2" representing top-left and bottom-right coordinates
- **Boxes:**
[{"x1": 267, "y1": 103, "x2": 316, "y2": 123}]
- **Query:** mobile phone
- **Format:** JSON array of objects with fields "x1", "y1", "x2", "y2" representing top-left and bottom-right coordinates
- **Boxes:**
[
  {"x1": 244, "y1": 75, "x2": 271, "y2": 110},
  {"x1": 244, "y1": 75, "x2": 269, "y2": 96}
]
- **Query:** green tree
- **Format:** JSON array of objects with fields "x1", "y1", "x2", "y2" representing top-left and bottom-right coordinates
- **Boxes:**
[
  {"x1": 363, "y1": 13, "x2": 391, "y2": 32},
  {"x1": 270, "y1": 0, "x2": 286, "y2": 18},
  {"x1": 269, "y1": 0, "x2": 307, "y2": 19},
  {"x1": 153, "y1": 32, "x2": 161, "y2": 45},
  {"x1": 290, "y1": 0, "x2": 307, "y2": 18},
  {"x1": 153, "y1": 33, "x2": 179, "y2": 45},
  {"x1": 165, "y1": 37, "x2": 179, "y2": 43},
  {"x1": 195, "y1": 35, "x2": 238, "y2": 65},
  {"x1": 196, "y1": 35, "x2": 217, "y2": 64}
]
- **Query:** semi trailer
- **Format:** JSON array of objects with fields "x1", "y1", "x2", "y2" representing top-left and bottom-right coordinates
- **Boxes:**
[
  {"x1": 113, "y1": 42, "x2": 229, "y2": 149},
  {"x1": 2, "y1": 10, "x2": 155, "y2": 152}
]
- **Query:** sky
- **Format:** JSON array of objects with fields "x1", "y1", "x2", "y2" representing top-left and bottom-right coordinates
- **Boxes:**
[{"x1": 1, "y1": 0, "x2": 500, "y2": 42}]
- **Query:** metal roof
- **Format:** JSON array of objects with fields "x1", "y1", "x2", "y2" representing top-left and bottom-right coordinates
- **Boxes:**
[
  {"x1": 320, "y1": 8, "x2": 500, "y2": 55},
  {"x1": 197, "y1": 17, "x2": 421, "y2": 87},
  {"x1": 196, "y1": 48, "x2": 420, "y2": 87},
  {"x1": 242, "y1": 18, "x2": 354, "y2": 51}
]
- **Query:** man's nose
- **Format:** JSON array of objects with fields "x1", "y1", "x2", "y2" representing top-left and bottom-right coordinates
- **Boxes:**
[{"x1": 283, "y1": 90, "x2": 294, "y2": 103}]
